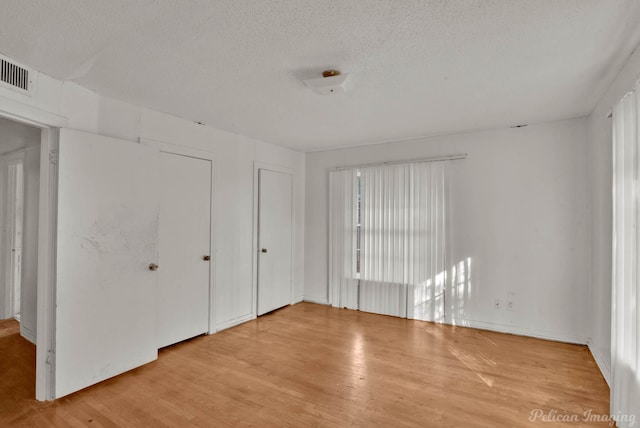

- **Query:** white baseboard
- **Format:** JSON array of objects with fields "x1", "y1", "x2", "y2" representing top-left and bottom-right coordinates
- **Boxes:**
[
  {"x1": 302, "y1": 296, "x2": 329, "y2": 305},
  {"x1": 20, "y1": 324, "x2": 36, "y2": 345},
  {"x1": 587, "y1": 337, "x2": 611, "y2": 387},
  {"x1": 214, "y1": 313, "x2": 255, "y2": 332},
  {"x1": 292, "y1": 295, "x2": 304, "y2": 304},
  {"x1": 447, "y1": 317, "x2": 588, "y2": 345}
]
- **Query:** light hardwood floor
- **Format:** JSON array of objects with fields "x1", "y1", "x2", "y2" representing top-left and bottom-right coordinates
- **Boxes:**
[{"x1": 1, "y1": 303, "x2": 609, "y2": 427}]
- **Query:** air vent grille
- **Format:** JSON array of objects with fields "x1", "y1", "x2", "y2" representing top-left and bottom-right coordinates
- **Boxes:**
[{"x1": 0, "y1": 57, "x2": 30, "y2": 92}]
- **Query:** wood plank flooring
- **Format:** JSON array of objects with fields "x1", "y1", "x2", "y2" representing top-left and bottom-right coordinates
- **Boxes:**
[{"x1": 1, "y1": 303, "x2": 609, "y2": 427}]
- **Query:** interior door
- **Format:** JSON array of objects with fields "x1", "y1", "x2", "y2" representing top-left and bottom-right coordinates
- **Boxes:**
[
  {"x1": 257, "y1": 169, "x2": 292, "y2": 316},
  {"x1": 55, "y1": 128, "x2": 160, "y2": 398},
  {"x1": 6, "y1": 159, "x2": 23, "y2": 319},
  {"x1": 158, "y1": 152, "x2": 211, "y2": 348}
]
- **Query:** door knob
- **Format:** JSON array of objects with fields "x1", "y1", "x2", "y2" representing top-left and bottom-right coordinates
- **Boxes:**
[
  {"x1": 261, "y1": 248, "x2": 268, "y2": 253},
  {"x1": 148, "y1": 263, "x2": 159, "y2": 271},
  {"x1": 203, "y1": 255, "x2": 211, "y2": 261}
]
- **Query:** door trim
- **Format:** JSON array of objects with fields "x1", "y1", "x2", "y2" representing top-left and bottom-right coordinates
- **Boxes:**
[
  {"x1": 0, "y1": 96, "x2": 67, "y2": 129},
  {"x1": 140, "y1": 138, "x2": 217, "y2": 335},
  {"x1": 36, "y1": 128, "x2": 58, "y2": 401},
  {"x1": 252, "y1": 162, "x2": 294, "y2": 318}
]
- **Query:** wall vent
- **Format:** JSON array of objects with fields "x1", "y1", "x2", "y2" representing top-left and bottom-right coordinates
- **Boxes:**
[{"x1": 0, "y1": 55, "x2": 33, "y2": 95}]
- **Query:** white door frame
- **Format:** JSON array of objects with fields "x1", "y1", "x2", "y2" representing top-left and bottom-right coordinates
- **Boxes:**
[
  {"x1": 252, "y1": 162, "x2": 295, "y2": 318},
  {"x1": 140, "y1": 138, "x2": 217, "y2": 334},
  {"x1": 0, "y1": 98, "x2": 66, "y2": 401},
  {"x1": 0, "y1": 150, "x2": 26, "y2": 320}
]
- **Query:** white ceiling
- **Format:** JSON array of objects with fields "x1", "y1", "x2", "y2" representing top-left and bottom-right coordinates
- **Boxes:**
[{"x1": 1, "y1": 0, "x2": 639, "y2": 152}]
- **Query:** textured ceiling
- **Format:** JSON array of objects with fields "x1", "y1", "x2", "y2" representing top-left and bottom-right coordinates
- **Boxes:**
[{"x1": 1, "y1": 0, "x2": 639, "y2": 151}]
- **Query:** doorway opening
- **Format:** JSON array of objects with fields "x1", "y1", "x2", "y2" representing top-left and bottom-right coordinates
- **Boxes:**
[
  {"x1": 0, "y1": 117, "x2": 41, "y2": 339},
  {"x1": 0, "y1": 113, "x2": 55, "y2": 402}
]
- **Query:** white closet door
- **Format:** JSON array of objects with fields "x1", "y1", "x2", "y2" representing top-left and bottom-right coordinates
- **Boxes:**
[
  {"x1": 257, "y1": 169, "x2": 292, "y2": 316},
  {"x1": 55, "y1": 129, "x2": 160, "y2": 398},
  {"x1": 158, "y1": 152, "x2": 211, "y2": 348}
]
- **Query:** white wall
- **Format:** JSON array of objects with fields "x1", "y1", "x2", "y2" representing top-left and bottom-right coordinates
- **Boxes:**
[
  {"x1": 587, "y1": 44, "x2": 640, "y2": 385},
  {"x1": 20, "y1": 145, "x2": 40, "y2": 343},
  {"x1": 139, "y1": 111, "x2": 306, "y2": 328},
  {"x1": 0, "y1": 68, "x2": 305, "y2": 332},
  {"x1": 0, "y1": 116, "x2": 40, "y2": 155},
  {"x1": 305, "y1": 118, "x2": 590, "y2": 343}
]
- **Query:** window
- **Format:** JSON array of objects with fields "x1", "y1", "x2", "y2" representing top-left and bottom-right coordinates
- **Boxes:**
[{"x1": 329, "y1": 161, "x2": 449, "y2": 321}]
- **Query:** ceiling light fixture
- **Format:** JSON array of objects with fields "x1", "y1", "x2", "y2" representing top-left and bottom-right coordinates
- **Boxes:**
[{"x1": 303, "y1": 69, "x2": 350, "y2": 95}]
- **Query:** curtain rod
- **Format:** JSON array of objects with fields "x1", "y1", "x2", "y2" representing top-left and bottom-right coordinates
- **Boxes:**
[{"x1": 331, "y1": 153, "x2": 467, "y2": 171}]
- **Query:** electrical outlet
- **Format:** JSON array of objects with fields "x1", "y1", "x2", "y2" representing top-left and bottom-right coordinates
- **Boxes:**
[
  {"x1": 494, "y1": 299, "x2": 501, "y2": 309},
  {"x1": 507, "y1": 300, "x2": 514, "y2": 311}
]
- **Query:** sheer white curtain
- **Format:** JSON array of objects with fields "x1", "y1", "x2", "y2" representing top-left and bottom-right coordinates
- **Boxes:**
[
  {"x1": 612, "y1": 84, "x2": 640, "y2": 426},
  {"x1": 359, "y1": 162, "x2": 448, "y2": 320},
  {"x1": 359, "y1": 164, "x2": 410, "y2": 317},
  {"x1": 329, "y1": 168, "x2": 359, "y2": 309},
  {"x1": 406, "y1": 162, "x2": 448, "y2": 322},
  {"x1": 329, "y1": 160, "x2": 449, "y2": 321}
]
